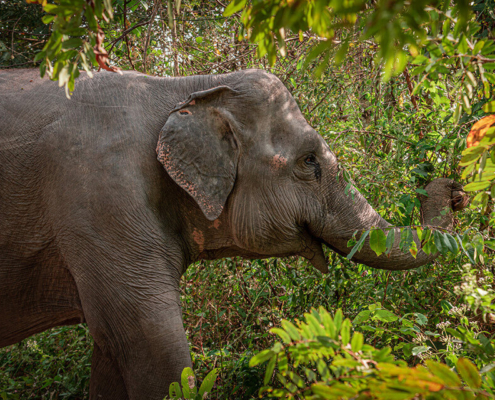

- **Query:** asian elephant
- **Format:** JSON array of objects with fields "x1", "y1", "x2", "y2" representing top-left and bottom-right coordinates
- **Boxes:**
[{"x1": 0, "y1": 68, "x2": 468, "y2": 399}]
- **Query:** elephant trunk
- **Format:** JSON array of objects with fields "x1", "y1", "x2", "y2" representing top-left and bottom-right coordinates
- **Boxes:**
[{"x1": 316, "y1": 176, "x2": 468, "y2": 271}]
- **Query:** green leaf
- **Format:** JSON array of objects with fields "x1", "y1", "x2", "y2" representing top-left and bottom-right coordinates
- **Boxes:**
[
  {"x1": 399, "y1": 228, "x2": 414, "y2": 253},
  {"x1": 198, "y1": 369, "x2": 218, "y2": 397},
  {"x1": 457, "y1": 358, "x2": 481, "y2": 389},
  {"x1": 426, "y1": 360, "x2": 462, "y2": 387},
  {"x1": 443, "y1": 233, "x2": 459, "y2": 254},
  {"x1": 270, "y1": 328, "x2": 291, "y2": 344},
  {"x1": 433, "y1": 230, "x2": 445, "y2": 254},
  {"x1": 42, "y1": 14, "x2": 55, "y2": 24},
  {"x1": 463, "y1": 181, "x2": 491, "y2": 191},
  {"x1": 312, "y1": 383, "x2": 357, "y2": 398},
  {"x1": 281, "y1": 320, "x2": 301, "y2": 341},
  {"x1": 481, "y1": 362, "x2": 495, "y2": 374},
  {"x1": 34, "y1": 50, "x2": 46, "y2": 62},
  {"x1": 249, "y1": 349, "x2": 273, "y2": 367},
  {"x1": 195, "y1": 36, "x2": 203, "y2": 44},
  {"x1": 287, "y1": 371, "x2": 305, "y2": 389},
  {"x1": 61, "y1": 38, "x2": 83, "y2": 49},
  {"x1": 370, "y1": 229, "x2": 387, "y2": 257},
  {"x1": 412, "y1": 55, "x2": 428, "y2": 64},
  {"x1": 414, "y1": 313, "x2": 428, "y2": 326},
  {"x1": 346, "y1": 230, "x2": 369, "y2": 260},
  {"x1": 374, "y1": 309, "x2": 398, "y2": 323},
  {"x1": 412, "y1": 346, "x2": 429, "y2": 355},
  {"x1": 352, "y1": 310, "x2": 371, "y2": 325},
  {"x1": 459, "y1": 146, "x2": 485, "y2": 166},
  {"x1": 385, "y1": 229, "x2": 395, "y2": 255},
  {"x1": 351, "y1": 332, "x2": 364, "y2": 352},
  {"x1": 409, "y1": 240, "x2": 418, "y2": 258},
  {"x1": 169, "y1": 382, "x2": 182, "y2": 399},
  {"x1": 223, "y1": 0, "x2": 247, "y2": 16},
  {"x1": 181, "y1": 367, "x2": 196, "y2": 398},
  {"x1": 340, "y1": 319, "x2": 352, "y2": 346},
  {"x1": 415, "y1": 188, "x2": 428, "y2": 196},
  {"x1": 333, "y1": 309, "x2": 343, "y2": 332},
  {"x1": 263, "y1": 356, "x2": 276, "y2": 386},
  {"x1": 483, "y1": 100, "x2": 495, "y2": 113}
]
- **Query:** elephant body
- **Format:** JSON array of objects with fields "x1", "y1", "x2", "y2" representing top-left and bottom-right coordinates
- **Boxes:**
[{"x1": 0, "y1": 69, "x2": 467, "y2": 399}]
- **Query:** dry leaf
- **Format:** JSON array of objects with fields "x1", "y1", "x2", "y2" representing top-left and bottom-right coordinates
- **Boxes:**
[
  {"x1": 467, "y1": 115, "x2": 495, "y2": 148},
  {"x1": 94, "y1": 27, "x2": 122, "y2": 74}
]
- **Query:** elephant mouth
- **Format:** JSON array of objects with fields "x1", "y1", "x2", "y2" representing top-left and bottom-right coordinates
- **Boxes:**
[
  {"x1": 303, "y1": 226, "x2": 352, "y2": 274},
  {"x1": 302, "y1": 229, "x2": 344, "y2": 274}
]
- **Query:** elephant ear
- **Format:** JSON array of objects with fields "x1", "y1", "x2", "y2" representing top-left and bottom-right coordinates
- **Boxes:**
[{"x1": 156, "y1": 86, "x2": 239, "y2": 221}]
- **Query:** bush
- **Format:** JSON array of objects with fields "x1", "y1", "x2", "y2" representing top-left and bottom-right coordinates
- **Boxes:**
[{"x1": 250, "y1": 307, "x2": 495, "y2": 399}]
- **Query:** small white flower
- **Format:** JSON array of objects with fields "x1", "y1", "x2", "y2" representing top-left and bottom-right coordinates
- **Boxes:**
[{"x1": 436, "y1": 321, "x2": 451, "y2": 329}]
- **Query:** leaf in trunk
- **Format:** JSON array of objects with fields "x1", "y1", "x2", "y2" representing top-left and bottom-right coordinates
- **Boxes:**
[
  {"x1": 370, "y1": 229, "x2": 387, "y2": 256},
  {"x1": 346, "y1": 230, "x2": 369, "y2": 261},
  {"x1": 433, "y1": 230, "x2": 445, "y2": 254},
  {"x1": 385, "y1": 229, "x2": 395, "y2": 257},
  {"x1": 422, "y1": 230, "x2": 438, "y2": 255},
  {"x1": 443, "y1": 233, "x2": 458, "y2": 255},
  {"x1": 409, "y1": 240, "x2": 418, "y2": 258},
  {"x1": 399, "y1": 228, "x2": 414, "y2": 254}
]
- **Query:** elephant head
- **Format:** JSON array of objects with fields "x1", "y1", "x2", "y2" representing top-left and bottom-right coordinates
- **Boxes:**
[{"x1": 157, "y1": 70, "x2": 469, "y2": 273}]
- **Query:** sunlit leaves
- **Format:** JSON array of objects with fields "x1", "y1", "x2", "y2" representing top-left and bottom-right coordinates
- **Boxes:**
[
  {"x1": 251, "y1": 308, "x2": 490, "y2": 400},
  {"x1": 457, "y1": 358, "x2": 482, "y2": 389},
  {"x1": 168, "y1": 367, "x2": 218, "y2": 400},
  {"x1": 28, "y1": 0, "x2": 115, "y2": 97},
  {"x1": 467, "y1": 116, "x2": 495, "y2": 148}
]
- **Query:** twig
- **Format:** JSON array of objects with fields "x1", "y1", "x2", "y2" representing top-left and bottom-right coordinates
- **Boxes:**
[
  {"x1": 383, "y1": 272, "x2": 391, "y2": 304},
  {"x1": 143, "y1": 0, "x2": 160, "y2": 73},
  {"x1": 403, "y1": 67, "x2": 419, "y2": 112},
  {"x1": 106, "y1": 19, "x2": 152, "y2": 56},
  {"x1": 123, "y1": 0, "x2": 135, "y2": 70},
  {"x1": 11, "y1": 12, "x2": 26, "y2": 66},
  {"x1": 0, "y1": 60, "x2": 38, "y2": 69},
  {"x1": 339, "y1": 129, "x2": 414, "y2": 145},
  {"x1": 0, "y1": 28, "x2": 49, "y2": 36}
]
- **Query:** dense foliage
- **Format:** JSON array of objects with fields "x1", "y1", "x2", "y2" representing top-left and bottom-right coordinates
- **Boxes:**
[{"x1": 1, "y1": 0, "x2": 494, "y2": 399}]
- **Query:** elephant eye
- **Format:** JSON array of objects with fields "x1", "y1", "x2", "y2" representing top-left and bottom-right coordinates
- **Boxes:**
[
  {"x1": 179, "y1": 109, "x2": 192, "y2": 115},
  {"x1": 304, "y1": 154, "x2": 317, "y2": 165}
]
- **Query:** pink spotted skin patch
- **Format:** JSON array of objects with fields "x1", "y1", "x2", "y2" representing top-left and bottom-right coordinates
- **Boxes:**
[{"x1": 270, "y1": 154, "x2": 287, "y2": 171}]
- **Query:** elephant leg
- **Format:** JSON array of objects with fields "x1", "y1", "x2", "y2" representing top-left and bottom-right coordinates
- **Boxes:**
[
  {"x1": 120, "y1": 304, "x2": 193, "y2": 399},
  {"x1": 90, "y1": 343, "x2": 129, "y2": 400},
  {"x1": 86, "y1": 295, "x2": 192, "y2": 400},
  {"x1": 73, "y1": 255, "x2": 192, "y2": 400}
]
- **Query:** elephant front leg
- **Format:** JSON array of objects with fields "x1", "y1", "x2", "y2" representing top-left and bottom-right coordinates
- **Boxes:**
[
  {"x1": 119, "y1": 305, "x2": 193, "y2": 399},
  {"x1": 82, "y1": 286, "x2": 192, "y2": 400},
  {"x1": 90, "y1": 343, "x2": 129, "y2": 400}
]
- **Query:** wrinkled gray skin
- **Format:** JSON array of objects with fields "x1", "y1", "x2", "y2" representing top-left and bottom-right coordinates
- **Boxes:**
[{"x1": 0, "y1": 69, "x2": 468, "y2": 399}]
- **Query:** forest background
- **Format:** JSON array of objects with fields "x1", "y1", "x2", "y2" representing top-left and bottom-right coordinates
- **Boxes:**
[{"x1": 1, "y1": 0, "x2": 495, "y2": 399}]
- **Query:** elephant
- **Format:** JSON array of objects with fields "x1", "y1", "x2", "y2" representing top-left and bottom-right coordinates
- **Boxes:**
[{"x1": 0, "y1": 68, "x2": 468, "y2": 399}]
